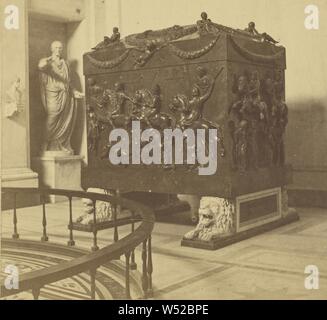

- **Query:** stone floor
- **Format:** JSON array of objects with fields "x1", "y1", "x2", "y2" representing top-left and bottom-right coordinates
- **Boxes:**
[{"x1": 1, "y1": 201, "x2": 327, "y2": 300}]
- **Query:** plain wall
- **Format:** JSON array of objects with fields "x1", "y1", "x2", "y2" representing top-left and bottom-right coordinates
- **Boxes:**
[{"x1": 1, "y1": 0, "x2": 29, "y2": 169}]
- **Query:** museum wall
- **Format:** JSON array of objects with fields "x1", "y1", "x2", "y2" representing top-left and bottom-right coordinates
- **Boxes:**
[
  {"x1": 1, "y1": 0, "x2": 39, "y2": 209},
  {"x1": 107, "y1": 0, "x2": 327, "y2": 191},
  {"x1": 1, "y1": 0, "x2": 29, "y2": 170}
]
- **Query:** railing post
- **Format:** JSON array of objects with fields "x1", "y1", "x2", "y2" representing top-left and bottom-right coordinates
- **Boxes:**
[
  {"x1": 130, "y1": 211, "x2": 137, "y2": 270},
  {"x1": 90, "y1": 267, "x2": 97, "y2": 300},
  {"x1": 147, "y1": 236, "x2": 153, "y2": 297},
  {"x1": 67, "y1": 196, "x2": 75, "y2": 247},
  {"x1": 41, "y1": 193, "x2": 49, "y2": 242},
  {"x1": 91, "y1": 200, "x2": 99, "y2": 252},
  {"x1": 12, "y1": 193, "x2": 19, "y2": 240},
  {"x1": 113, "y1": 190, "x2": 120, "y2": 243},
  {"x1": 32, "y1": 287, "x2": 41, "y2": 300},
  {"x1": 125, "y1": 252, "x2": 131, "y2": 299},
  {"x1": 142, "y1": 240, "x2": 148, "y2": 298}
]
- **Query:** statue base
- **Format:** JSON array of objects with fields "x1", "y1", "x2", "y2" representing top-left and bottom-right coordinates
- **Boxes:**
[
  {"x1": 181, "y1": 187, "x2": 299, "y2": 250},
  {"x1": 34, "y1": 153, "x2": 83, "y2": 203}
]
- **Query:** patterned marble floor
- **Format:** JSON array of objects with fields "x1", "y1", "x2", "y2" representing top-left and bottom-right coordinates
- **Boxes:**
[
  {"x1": 0, "y1": 243, "x2": 128, "y2": 300},
  {"x1": 1, "y1": 202, "x2": 327, "y2": 300}
]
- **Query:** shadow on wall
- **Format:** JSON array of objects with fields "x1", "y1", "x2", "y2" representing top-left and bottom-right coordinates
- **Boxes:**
[
  {"x1": 286, "y1": 98, "x2": 327, "y2": 188},
  {"x1": 69, "y1": 59, "x2": 85, "y2": 156}
]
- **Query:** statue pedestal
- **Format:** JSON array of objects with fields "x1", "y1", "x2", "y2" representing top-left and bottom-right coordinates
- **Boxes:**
[
  {"x1": 34, "y1": 153, "x2": 83, "y2": 203},
  {"x1": 181, "y1": 187, "x2": 299, "y2": 250}
]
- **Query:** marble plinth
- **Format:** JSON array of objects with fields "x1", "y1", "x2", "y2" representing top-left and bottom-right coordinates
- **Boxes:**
[
  {"x1": 1, "y1": 168, "x2": 39, "y2": 209},
  {"x1": 34, "y1": 153, "x2": 83, "y2": 203},
  {"x1": 181, "y1": 187, "x2": 299, "y2": 250}
]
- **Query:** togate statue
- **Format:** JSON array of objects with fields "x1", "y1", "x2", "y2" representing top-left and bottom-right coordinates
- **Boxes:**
[{"x1": 38, "y1": 41, "x2": 84, "y2": 155}]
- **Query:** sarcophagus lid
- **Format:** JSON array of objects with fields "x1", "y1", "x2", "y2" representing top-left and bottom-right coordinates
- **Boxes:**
[{"x1": 83, "y1": 13, "x2": 290, "y2": 198}]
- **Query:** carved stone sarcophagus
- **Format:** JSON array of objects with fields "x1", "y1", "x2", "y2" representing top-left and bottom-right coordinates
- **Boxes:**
[{"x1": 83, "y1": 14, "x2": 290, "y2": 200}]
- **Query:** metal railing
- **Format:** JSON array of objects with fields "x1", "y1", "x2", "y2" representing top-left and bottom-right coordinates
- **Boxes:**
[{"x1": 1, "y1": 187, "x2": 155, "y2": 300}]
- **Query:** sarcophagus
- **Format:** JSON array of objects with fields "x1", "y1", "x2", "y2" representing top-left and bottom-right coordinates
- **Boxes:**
[{"x1": 82, "y1": 14, "x2": 290, "y2": 199}]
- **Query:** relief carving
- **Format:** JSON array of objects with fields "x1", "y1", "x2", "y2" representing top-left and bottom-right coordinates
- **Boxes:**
[
  {"x1": 87, "y1": 65, "x2": 226, "y2": 164},
  {"x1": 229, "y1": 69, "x2": 288, "y2": 172},
  {"x1": 4, "y1": 77, "x2": 24, "y2": 118}
]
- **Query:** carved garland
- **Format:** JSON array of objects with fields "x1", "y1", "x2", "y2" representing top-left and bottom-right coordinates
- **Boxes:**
[
  {"x1": 228, "y1": 35, "x2": 284, "y2": 63},
  {"x1": 169, "y1": 35, "x2": 220, "y2": 60},
  {"x1": 87, "y1": 49, "x2": 131, "y2": 69},
  {"x1": 125, "y1": 25, "x2": 198, "y2": 47}
]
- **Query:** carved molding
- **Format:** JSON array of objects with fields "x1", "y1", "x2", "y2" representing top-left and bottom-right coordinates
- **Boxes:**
[
  {"x1": 169, "y1": 35, "x2": 220, "y2": 60},
  {"x1": 87, "y1": 49, "x2": 131, "y2": 69},
  {"x1": 228, "y1": 35, "x2": 284, "y2": 63},
  {"x1": 125, "y1": 25, "x2": 198, "y2": 48}
]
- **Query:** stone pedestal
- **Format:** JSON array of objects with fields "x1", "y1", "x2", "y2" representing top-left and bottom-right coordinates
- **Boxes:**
[
  {"x1": 34, "y1": 153, "x2": 83, "y2": 203},
  {"x1": 1, "y1": 168, "x2": 39, "y2": 209},
  {"x1": 181, "y1": 187, "x2": 299, "y2": 250}
]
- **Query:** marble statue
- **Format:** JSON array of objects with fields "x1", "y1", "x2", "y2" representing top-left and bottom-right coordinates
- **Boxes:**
[
  {"x1": 4, "y1": 77, "x2": 23, "y2": 118},
  {"x1": 75, "y1": 188, "x2": 132, "y2": 225},
  {"x1": 38, "y1": 41, "x2": 84, "y2": 155},
  {"x1": 184, "y1": 197, "x2": 235, "y2": 241}
]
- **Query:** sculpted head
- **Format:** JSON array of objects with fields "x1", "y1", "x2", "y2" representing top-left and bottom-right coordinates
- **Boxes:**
[
  {"x1": 248, "y1": 22, "x2": 256, "y2": 30},
  {"x1": 114, "y1": 82, "x2": 124, "y2": 92},
  {"x1": 196, "y1": 66, "x2": 207, "y2": 79},
  {"x1": 134, "y1": 90, "x2": 143, "y2": 103},
  {"x1": 251, "y1": 70, "x2": 259, "y2": 81},
  {"x1": 201, "y1": 12, "x2": 208, "y2": 20},
  {"x1": 192, "y1": 85, "x2": 200, "y2": 97},
  {"x1": 238, "y1": 75, "x2": 248, "y2": 93},
  {"x1": 51, "y1": 41, "x2": 64, "y2": 58},
  {"x1": 198, "y1": 197, "x2": 220, "y2": 227},
  {"x1": 153, "y1": 84, "x2": 161, "y2": 96},
  {"x1": 264, "y1": 78, "x2": 275, "y2": 95}
]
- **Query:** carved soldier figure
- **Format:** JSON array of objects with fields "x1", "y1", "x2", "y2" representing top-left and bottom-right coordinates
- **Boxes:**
[
  {"x1": 109, "y1": 82, "x2": 131, "y2": 117},
  {"x1": 87, "y1": 109, "x2": 99, "y2": 153},
  {"x1": 179, "y1": 82, "x2": 214, "y2": 128},
  {"x1": 195, "y1": 66, "x2": 213, "y2": 93},
  {"x1": 230, "y1": 74, "x2": 259, "y2": 169},
  {"x1": 234, "y1": 120, "x2": 248, "y2": 173},
  {"x1": 271, "y1": 98, "x2": 288, "y2": 166},
  {"x1": 249, "y1": 71, "x2": 269, "y2": 166},
  {"x1": 262, "y1": 74, "x2": 287, "y2": 166}
]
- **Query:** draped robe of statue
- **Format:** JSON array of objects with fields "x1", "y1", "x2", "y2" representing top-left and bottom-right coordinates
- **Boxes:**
[{"x1": 39, "y1": 59, "x2": 77, "y2": 154}]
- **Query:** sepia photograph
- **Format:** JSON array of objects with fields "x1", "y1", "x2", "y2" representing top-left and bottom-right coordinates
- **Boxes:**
[{"x1": 0, "y1": 0, "x2": 326, "y2": 307}]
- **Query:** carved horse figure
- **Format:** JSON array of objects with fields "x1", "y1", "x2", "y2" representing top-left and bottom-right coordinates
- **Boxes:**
[
  {"x1": 130, "y1": 85, "x2": 174, "y2": 130},
  {"x1": 169, "y1": 92, "x2": 225, "y2": 158}
]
